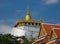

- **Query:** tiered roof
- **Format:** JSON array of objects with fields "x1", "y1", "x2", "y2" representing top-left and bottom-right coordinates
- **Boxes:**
[{"x1": 32, "y1": 22, "x2": 60, "y2": 44}]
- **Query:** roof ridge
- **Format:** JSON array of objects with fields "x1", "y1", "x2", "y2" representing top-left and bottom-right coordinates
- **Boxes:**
[
  {"x1": 42, "y1": 23, "x2": 60, "y2": 26},
  {"x1": 53, "y1": 28, "x2": 60, "y2": 30}
]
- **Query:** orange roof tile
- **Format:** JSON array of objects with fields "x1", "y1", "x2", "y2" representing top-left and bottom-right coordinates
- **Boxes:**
[
  {"x1": 33, "y1": 23, "x2": 60, "y2": 44},
  {"x1": 38, "y1": 23, "x2": 60, "y2": 38},
  {"x1": 42, "y1": 23, "x2": 60, "y2": 38},
  {"x1": 54, "y1": 29, "x2": 60, "y2": 38},
  {"x1": 43, "y1": 24, "x2": 51, "y2": 35}
]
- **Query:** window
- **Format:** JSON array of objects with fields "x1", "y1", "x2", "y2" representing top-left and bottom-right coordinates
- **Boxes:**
[
  {"x1": 28, "y1": 22, "x2": 30, "y2": 25},
  {"x1": 39, "y1": 24, "x2": 40, "y2": 25},
  {"x1": 25, "y1": 22, "x2": 27, "y2": 24},
  {"x1": 36, "y1": 23, "x2": 37, "y2": 25},
  {"x1": 32, "y1": 23, "x2": 34, "y2": 25}
]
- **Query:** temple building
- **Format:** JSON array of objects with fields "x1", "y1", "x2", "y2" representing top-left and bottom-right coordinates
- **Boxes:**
[
  {"x1": 32, "y1": 20, "x2": 60, "y2": 44},
  {"x1": 11, "y1": 7, "x2": 40, "y2": 40},
  {"x1": 11, "y1": 7, "x2": 60, "y2": 44}
]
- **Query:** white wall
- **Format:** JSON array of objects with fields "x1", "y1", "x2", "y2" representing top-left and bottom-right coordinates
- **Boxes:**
[{"x1": 11, "y1": 26, "x2": 40, "y2": 39}]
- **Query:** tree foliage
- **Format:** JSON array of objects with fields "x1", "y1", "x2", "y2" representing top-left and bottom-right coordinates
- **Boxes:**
[{"x1": 0, "y1": 34, "x2": 34, "y2": 44}]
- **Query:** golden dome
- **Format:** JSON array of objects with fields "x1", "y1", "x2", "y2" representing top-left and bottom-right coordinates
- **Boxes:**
[{"x1": 26, "y1": 7, "x2": 32, "y2": 21}]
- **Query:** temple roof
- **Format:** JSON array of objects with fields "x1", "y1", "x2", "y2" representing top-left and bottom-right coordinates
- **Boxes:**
[
  {"x1": 42, "y1": 23, "x2": 60, "y2": 38},
  {"x1": 54, "y1": 28, "x2": 60, "y2": 38},
  {"x1": 38, "y1": 23, "x2": 60, "y2": 38},
  {"x1": 16, "y1": 7, "x2": 40, "y2": 23},
  {"x1": 14, "y1": 7, "x2": 41, "y2": 27},
  {"x1": 32, "y1": 23, "x2": 60, "y2": 44}
]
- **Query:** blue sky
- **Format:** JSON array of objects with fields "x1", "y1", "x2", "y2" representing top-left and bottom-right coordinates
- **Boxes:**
[{"x1": 0, "y1": 0, "x2": 60, "y2": 34}]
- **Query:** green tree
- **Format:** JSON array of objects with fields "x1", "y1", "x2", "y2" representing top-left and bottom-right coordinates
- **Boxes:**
[{"x1": 0, "y1": 34, "x2": 35, "y2": 44}]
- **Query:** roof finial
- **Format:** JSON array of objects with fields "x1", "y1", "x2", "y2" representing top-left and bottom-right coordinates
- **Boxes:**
[
  {"x1": 40, "y1": 17, "x2": 43, "y2": 23},
  {"x1": 27, "y1": 6, "x2": 30, "y2": 15}
]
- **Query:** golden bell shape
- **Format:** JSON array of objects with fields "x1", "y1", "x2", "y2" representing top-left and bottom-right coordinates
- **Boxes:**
[{"x1": 26, "y1": 7, "x2": 32, "y2": 21}]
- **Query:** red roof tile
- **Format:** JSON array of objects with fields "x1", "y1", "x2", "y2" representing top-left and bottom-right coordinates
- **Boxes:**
[
  {"x1": 54, "y1": 29, "x2": 60, "y2": 38},
  {"x1": 33, "y1": 23, "x2": 60, "y2": 44},
  {"x1": 43, "y1": 24, "x2": 51, "y2": 35},
  {"x1": 42, "y1": 23, "x2": 60, "y2": 38},
  {"x1": 38, "y1": 23, "x2": 60, "y2": 38}
]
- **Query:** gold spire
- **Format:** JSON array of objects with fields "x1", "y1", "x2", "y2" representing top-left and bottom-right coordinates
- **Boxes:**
[{"x1": 26, "y1": 7, "x2": 32, "y2": 21}]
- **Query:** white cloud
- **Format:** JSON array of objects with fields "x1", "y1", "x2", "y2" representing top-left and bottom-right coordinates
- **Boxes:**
[
  {"x1": 42, "y1": 0, "x2": 59, "y2": 4},
  {"x1": 0, "y1": 24, "x2": 12, "y2": 34}
]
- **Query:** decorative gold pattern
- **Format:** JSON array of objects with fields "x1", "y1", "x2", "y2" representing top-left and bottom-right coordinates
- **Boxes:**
[
  {"x1": 38, "y1": 19, "x2": 47, "y2": 38},
  {"x1": 49, "y1": 27, "x2": 57, "y2": 40}
]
